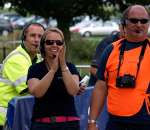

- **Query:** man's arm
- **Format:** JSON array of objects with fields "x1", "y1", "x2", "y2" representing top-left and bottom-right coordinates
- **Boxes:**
[
  {"x1": 3, "y1": 54, "x2": 30, "y2": 94},
  {"x1": 88, "y1": 80, "x2": 107, "y2": 130}
]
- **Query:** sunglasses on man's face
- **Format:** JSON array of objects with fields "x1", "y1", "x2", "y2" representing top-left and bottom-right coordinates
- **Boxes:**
[
  {"x1": 45, "y1": 40, "x2": 64, "y2": 46},
  {"x1": 127, "y1": 18, "x2": 149, "y2": 24}
]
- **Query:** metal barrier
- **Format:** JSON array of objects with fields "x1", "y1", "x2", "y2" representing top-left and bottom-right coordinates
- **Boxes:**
[
  {"x1": 0, "y1": 39, "x2": 91, "y2": 75},
  {"x1": 0, "y1": 40, "x2": 20, "y2": 62},
  {"x1": 76, "y1": 65, "x2": 90, "y2": 75},
  {"x1": 5, "y1": 87, "x2": 108, "y2": 130},
  {"x1": 0, "y1": 40, "x2": 91, "y2": 74}
]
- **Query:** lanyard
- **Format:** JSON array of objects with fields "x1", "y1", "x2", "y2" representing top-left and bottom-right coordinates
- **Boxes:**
[{"x1": 117, "y1": 39, "x2": 148, "y2": 80}]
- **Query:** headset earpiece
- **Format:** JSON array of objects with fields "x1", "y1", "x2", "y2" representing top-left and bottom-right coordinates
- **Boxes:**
[
  {"x1": 120, "y1": 17, "x2": 126, "y2": 27},
  {"x1": 21, "y1": 23, "x2": 45, "y2": 43},
  {"x1": 39, "y1": 36, "x2": 45, "y2": 55}
]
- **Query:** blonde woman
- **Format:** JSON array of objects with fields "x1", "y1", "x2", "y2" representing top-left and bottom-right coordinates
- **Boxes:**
[{"x1": 27, "y1": 27, "x2": 81, "y2": 130}]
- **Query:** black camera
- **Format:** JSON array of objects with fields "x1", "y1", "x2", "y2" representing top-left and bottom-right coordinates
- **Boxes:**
[{"x1": 116, "y1": 74, "x2": 135, "y2": 88}]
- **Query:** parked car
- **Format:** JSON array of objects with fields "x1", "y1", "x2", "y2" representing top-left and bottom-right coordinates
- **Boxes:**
[
  {"x1": 69, "y1": 21, "x2": 92, "y2": 33},
  {"x1": 0, "y1": 18, "x2": 13, "y2": 36},
  {"x1": 69, "y1": 16, "x2": 97, "y2": 33},
  {"x1": 79, "y1": 21, "x2": 119, "y2": 37},
  {"x1": 11, "y1": 15, "x2": 36, "y2": 29},
  {"x1": 0, "y1": 13, "x2": 22, "y2": 23}
]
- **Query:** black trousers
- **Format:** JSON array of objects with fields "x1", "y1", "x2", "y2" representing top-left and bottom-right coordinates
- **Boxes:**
[
  {"x1": 30, "y1": 121, "x2": 80, "y2": 130},
  {"x1": 106, "y1": 120, "x2": 150, "y2": 130}
]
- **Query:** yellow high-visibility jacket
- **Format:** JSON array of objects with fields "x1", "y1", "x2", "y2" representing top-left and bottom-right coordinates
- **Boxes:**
[{"x1": 0, "y1": 45, "x2": 41, "y2": 125}]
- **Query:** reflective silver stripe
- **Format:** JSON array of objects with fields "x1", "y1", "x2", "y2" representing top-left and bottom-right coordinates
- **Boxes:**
[
  {"x1": 13, "y1": 76, "x2": 27, "y2": 87},
  {"x1": 0, "y1": 106, "x2": 7, "y2": 114},
  {"x1": 0, "y1": 47, "x2": 31, "y2": 87},
  {"x1": 0, "y1": 77, "x2": 14, "y2": 86},
  {"x1": 0, "y1": 76, "x2": 27, "y2": 87}
]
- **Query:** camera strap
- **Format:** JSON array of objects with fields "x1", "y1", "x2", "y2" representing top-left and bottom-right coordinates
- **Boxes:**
[
  {"x1": 117, "y1": 40, "x2": 126, "y2": 77},
  {"x1": 117, "y1": 39, "x2": 148, "y2": 79}
]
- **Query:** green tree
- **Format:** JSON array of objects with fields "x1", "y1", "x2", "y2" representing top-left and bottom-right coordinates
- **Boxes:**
[
  {"x1": 2, "y1": 0, "x2": 102, "y2": 42},
  {"x1": 0, "y1": 1, "x2": 4, "y2": 7},
  {"x1": 106, "y1": 0, "x2": 150, "y2": 11},
  {"x1": 2, "y1": 0, "x2": 118, "y2": 60},
  {"x1": 1, "y1": 0, "x2": 149, "y2": 43}
]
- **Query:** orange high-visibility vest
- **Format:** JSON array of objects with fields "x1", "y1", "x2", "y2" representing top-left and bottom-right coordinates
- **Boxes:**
[{"x1": 105, "y1": 38, "x2": 150, "y2": 116}]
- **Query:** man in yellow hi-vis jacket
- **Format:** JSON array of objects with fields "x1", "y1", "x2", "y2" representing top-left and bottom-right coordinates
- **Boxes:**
[{"x1": 0, "y1": 23, "x2": 45, "y2": 129}]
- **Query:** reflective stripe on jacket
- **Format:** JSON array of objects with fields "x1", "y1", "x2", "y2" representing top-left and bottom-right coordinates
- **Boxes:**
[
  {"x1": 0, "y1": 45, "x2": 41, "y2": 125},
  {"x1": 105, "y1": 38, "x2": 150, "y2": 116}
]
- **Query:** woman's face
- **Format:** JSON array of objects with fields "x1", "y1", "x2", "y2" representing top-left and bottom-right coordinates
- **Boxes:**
[{"x1": 44, "y1": 31, "x2": 64, "y2": 58}]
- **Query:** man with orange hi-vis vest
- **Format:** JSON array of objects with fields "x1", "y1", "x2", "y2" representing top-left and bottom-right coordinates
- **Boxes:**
[{"x1": 88, "y1": 5, "x2": 150, "y2": 130}]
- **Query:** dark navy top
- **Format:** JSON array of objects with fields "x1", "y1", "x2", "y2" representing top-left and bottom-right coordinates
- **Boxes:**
[
  {"x1": 97, "y1": 40, "x2": 150, "y2": 124},
  {"x1": 27, "y1": 60, "x2": 80, "y2": 120},
  {"x1": 88, "y1": 32, "x2": 120, "y2": 86}
]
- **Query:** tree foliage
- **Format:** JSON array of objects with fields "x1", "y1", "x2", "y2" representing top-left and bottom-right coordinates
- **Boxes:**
[
  {"x1": 0, "y1": 0, "x2": 4, "y2": 7},
  {"x1": 1, "y1": 0, "x2": 110, "y2": 43},
  {"x1": 3, "y1": 0, "x2": 100, "y2": 18},
  {"x1": 1, "y1": 0, "x2": 150, "y2": 43}
]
